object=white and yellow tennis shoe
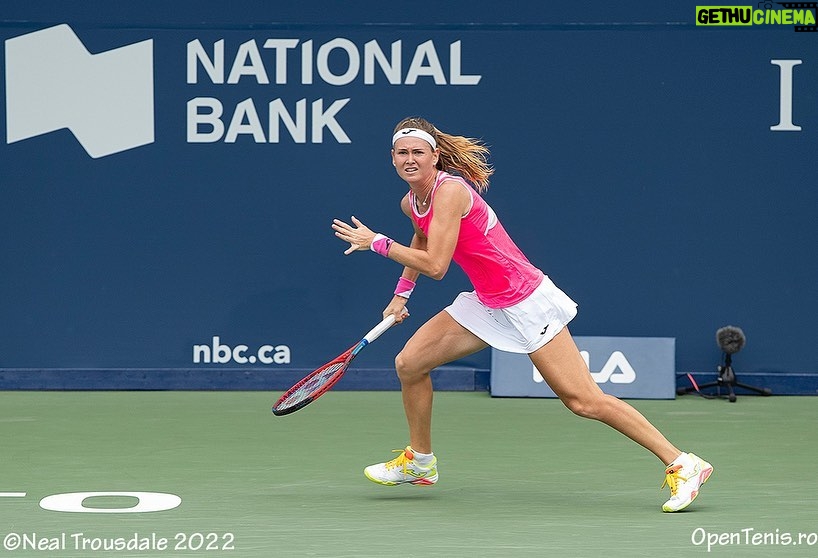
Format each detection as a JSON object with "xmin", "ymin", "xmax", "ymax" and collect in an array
[
  {"xmin": 364, "ymin": 446, "xmax": 438, "ymax": 486},
  {"xmin": 661, "ymin": 452, "xmax": 714, "ymax": 512}
]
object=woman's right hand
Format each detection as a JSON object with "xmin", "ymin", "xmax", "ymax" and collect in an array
[{"xmin": 384, "ymin": 296, "xmax": 410, "ymax": 323}]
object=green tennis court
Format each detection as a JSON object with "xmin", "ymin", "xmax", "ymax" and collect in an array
[{"xmin": 2, "ymin": 391, "xmax": 816, "ymax": 557}]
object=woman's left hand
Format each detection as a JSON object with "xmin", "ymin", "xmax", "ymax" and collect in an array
[{"xmin": 332, "ymin": 216, "xmax": 376, "ymax": 255}]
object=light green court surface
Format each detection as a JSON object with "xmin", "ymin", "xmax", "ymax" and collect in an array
[{"xmin": 1, "ymin": 391, "xmax": 816, "ymax": 557}]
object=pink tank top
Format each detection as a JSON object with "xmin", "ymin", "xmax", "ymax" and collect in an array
[{"xmin": 410, "ymin": 172, "xmax": 544, "ymax": 308}]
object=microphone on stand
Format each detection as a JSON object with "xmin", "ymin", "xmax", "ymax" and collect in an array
[
  {"xmin": 678, "ymin": 325, "xmax": 771, "ymax": 401},
  {"xmin": 716, "ymin": 325, "xmax": 745, "ymax": 355}
]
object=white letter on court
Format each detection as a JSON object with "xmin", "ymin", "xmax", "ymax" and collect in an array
[{"xmin": 40, "ymin": 492, "xmax": 181, "ymax": 513}]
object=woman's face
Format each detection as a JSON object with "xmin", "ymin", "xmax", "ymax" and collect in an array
[{"xmin": 391, "ymin": 137, "xmax": 439, "ymax": 185}]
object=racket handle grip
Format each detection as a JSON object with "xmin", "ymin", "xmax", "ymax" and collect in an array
[{"xmin": 363, "ymin": 313, "xmax": 398, "ymax": 343}]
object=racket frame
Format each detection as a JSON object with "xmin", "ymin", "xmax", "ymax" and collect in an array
[{"xmin": 271, "ymin": 314, "xmax": 397, "ymax": 416}]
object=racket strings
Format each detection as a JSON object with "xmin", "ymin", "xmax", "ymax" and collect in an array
[{"xmin": 277, "ymin": 362, "xmax": 345, "ymax": 408}]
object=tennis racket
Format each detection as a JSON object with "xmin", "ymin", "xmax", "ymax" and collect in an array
[{"xmin": 272, "ymin": 314, "xmax": 398, "ymax": 416}]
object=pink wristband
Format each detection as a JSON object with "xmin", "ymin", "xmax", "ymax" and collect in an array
[
  {"xmin": 370, "ymin": 233, "xmax": 394, "ymax": 257},
  {"xmin": 394, "ymin": 277, "xmax": 416, "ymax": 299}
]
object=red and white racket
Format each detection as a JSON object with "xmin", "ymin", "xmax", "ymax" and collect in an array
[{"xmin": 272, "ymin": 314, "xmax": 397, "ymax": 416}]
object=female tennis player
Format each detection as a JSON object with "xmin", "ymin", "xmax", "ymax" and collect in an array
[{"xmin": 332, "ymin": 116, "xmax": 712, "ymax": 512}]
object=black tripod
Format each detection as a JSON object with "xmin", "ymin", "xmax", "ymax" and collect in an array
[{"xmin": 679, "ymin": 352, "xmax": 772, "ymax": 402}]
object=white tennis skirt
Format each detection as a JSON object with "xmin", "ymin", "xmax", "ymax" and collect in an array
[{"xmin": 444, "ymin": 276, "xmax": 578, "ymax": 354}]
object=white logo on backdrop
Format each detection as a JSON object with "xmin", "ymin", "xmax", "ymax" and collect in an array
[
  {"xmin": 533, "ymin": 350, "xmax": 637, "ymax": 384},
  {"xmin": 5, "ymin": 24, "xmax": 154, "ymax": 158}
]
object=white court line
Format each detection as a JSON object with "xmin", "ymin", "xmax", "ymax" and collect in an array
[{"xmin": 0, "ymin": 493, "xmax": 27, "ymax": 497}]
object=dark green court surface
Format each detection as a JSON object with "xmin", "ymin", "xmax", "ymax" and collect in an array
[{"xmin": 1, "ymin": 391, "xmax": 816, "ymax": 557}]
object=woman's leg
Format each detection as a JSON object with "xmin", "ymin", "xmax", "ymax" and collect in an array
[
  {"xmin": 394, "ymin": 310, "xmax": 488, "ymax": 453},
  {"xmin": 529, "ymin": 327, "xmax": 681, "ymax": 465}
]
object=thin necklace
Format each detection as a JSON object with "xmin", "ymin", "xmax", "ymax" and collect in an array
[
  {"xmin": 420, "ymin": 188, "xmax": 431, "ymax": 206},
  {"xmin": 416, "ymin": 174, "xmax": 436, "ymax": 208}
]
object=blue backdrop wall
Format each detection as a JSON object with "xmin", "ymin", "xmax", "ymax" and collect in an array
[{"xmin": 2, "ymin": 2, "xmax": 816, "ymax": 391}]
